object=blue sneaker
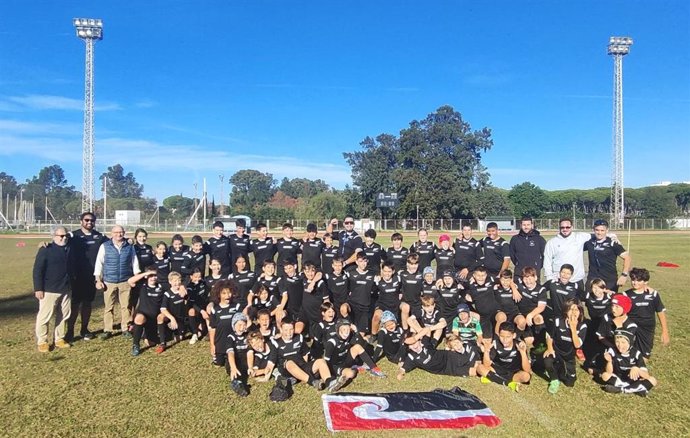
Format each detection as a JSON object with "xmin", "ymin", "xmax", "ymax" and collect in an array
[{"xmin": 131, "ymin": 344, "xmax": 141, "ymax": 357}]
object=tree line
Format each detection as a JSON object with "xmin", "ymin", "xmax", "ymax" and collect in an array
[{"xmin": 2, "ymin": 106, "xmax": 688, "ymax": 223}]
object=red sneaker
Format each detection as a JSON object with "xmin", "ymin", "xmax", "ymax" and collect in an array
[{"xmin": 156, "ymin": 344, "xmax": 165, "ymax": 354}]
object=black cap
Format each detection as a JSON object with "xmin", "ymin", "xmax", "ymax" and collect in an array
[
  {"xmin": 593, "ymin": 219, "xmax": 609, "ymax": 228},
  {"xmin": 306, "ymin": 223, "xmax": 317, "ymax": 233}
]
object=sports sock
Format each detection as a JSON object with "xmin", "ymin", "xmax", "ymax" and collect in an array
[
  {"xmin": 486, "ymin": 371, "xmax": 508, "ymax": 386},
  {"xmin": 133, "ymin": 323, "xmax": 144, "ymax": 346},
  {"xmin": 157, "ymin": 323, "xmax": 167, "ymax": 346},
  {"xmin": 359, "ymin": 351, "xmax": 377, "ymax": 369},
  {"xmin": 189, "ymin": 314, "xmax": 199, "ymax": 335}
]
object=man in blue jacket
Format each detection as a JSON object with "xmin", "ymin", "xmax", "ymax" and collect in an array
[
  {"xmin": 33, "ymin": 226, "xmax": 76, "ymax": 352},
  {"xmin": 94, "ymin": 225, "xmax": 140, "ymax": 339}
]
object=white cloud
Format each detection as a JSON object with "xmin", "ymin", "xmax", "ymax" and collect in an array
[
  {"xmin": 0, "ymin": 119, "xmax": 81, "ymax": 135},
  {"xmin": 3, "ymin": 94, "xmax": 121, "ymax": 111}
]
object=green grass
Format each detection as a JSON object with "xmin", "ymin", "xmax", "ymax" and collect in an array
[{"xmin": 1, "ymin": 232, "xmax": 689, "ymax": 437}]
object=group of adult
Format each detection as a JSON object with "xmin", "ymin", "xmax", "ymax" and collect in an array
[{"xmin": 32, "ymin": 213, "xmax": 630, "ymax": 351}]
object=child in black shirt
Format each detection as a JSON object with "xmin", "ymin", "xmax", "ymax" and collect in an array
[
  {"xmin": 601, "ymin": 329, "xmax": 657, "ymax": 396},
  {"xmin": 477, "ymin": 322, "xmax": 531, "ymax": 392},
  {"xmin": 543, "ymin": 299, "xmax": 588, "ymax": 394}
]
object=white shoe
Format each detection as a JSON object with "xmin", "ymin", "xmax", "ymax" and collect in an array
[{"xmin": 189, "ymin": 334, "xmax": 199, "ymax": 345}]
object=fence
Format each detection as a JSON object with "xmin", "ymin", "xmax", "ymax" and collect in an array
[{"xmin": 5, "ymin": 217, "xmax": 690, "ymax": 235}]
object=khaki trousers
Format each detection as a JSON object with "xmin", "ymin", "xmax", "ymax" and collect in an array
[
  {"xmin": 35, "ymin": 292, "xmax": 71, "ymax": 344},
  {"xmin": 103, "ymin": 281, "xmax": 132, "ymax": 333}
]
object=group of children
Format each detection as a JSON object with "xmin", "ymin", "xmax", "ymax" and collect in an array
[{"xmin": 123, "ymin": 226, "xmax": 670, "ymax": 399}]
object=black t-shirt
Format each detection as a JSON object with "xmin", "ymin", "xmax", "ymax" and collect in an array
[
  {"xmin": 152, "ymin": 255, "xmax": 171, "ymax": 287},
  {"xmin": 494, "ymin": 285, "xmax": 520, "ymax": 316},
  {"xmin": 332, "ymin": 230, "xmax": 364, "ymax": 264},
  {"xmin": 228, "ymin": 270, "xmax": 256, "ymax": 306},
  {"xmin": 229, "ymin": 233, "xmax": 252, "ymax": 271},
  {"xmin": 596, "ymin": 313, "xmax": 638, "ymax": 342},
  {"xmin": 516, "ymin": 282, "xmax": 548, "ymax": 315},
  {"xmin": 252, "ymin": 276, "xmax": 281, "ymax": 300},
  {"xmin": 480, "ymin": 237, "xmax": 510, "ymax": 274},
  {"xmin": 279, "ymin": 273, "xmax": 304, "ymax": 312},
  {"xmin": 252, "ymin": 342, "xmax": 277, "ymax": 370},
  {"xmin": 302, "ymin": 278, "xmax": 329, "ymax": 322},
  {"xmin": 399, "ymin": 270, "xmax": 424, "ymax": 307},
  {"xmin": 321, "ymin": 246, "xmax": 339, "ymax": 274},
  {"xmin": 134, "ymin": 244, "xmax": 154, "ymax": 270},
  {"xmin": 545, "ymin": 280, "xmax": 583, "ymax": 316},
  {"xmin": 187, "ymin": 279, "xmax": 210, "ymax": 309},
  {"xmin": 69, "ymin": 229, "xmax": 107, "ymax": 277},
  {"xmin": 271, "ymin": 334, "xmax": 309, "ymax": 365},
  {"xmin": 466, "ymin": 279, "xmax": 498, "ymax": 316},
  {"xmin": 325, "ymin": 271, "xmax": 349, "ymax": 305},
  {"xmin": 375, "ymin": 277, "xmax": 401, "ymax": 310},
  {"xmin": 375, "ymin": 326, "xmax": 406, "ymax": 361},
  {"xmin": 362, "ymin": 242, "xmax": 385, "ymax": 275},
  {"xmin": 313, "ymin": 319, "xmax": 338, "ymax": 348},
  {"xmin": 180, "ymin": 250, "xmax": 206, "ymax": 277},
  {"xmin": 625, "ymin": 289, "xmax": 665, "ymax": 330},
  {"xmin": 204, "ymin": 236, "xmax": 231, "ymax": 273},
  {"xmin": 301, "ymin": 238, "xmax": 324, "ymax": 269},
  {"xmin": 607, "ymin": 346, "xmax": 647, "ymax": 377},
  {"xmin": 347, "ymin": 270, "xmax": 376, "ymax": 308},
  {"xmin": 137, "ymin": 283, "xmax": 165, "ymax": 316},
  {"xmin": 410, "ymin": 241, "xmax": 436, "ymax": 269},
  {"xmin": 226, "ymin": 331, "xmax": 249, "ymax": 357},
  {"xmin": 437, "ymin": 283, "xmax": 464, "ymax": 317},
  {"xmin": 421, "ymin": 281, "xmax": 439, "ymax": 301},
  {"xmin": 584, "ymin": 237, "xmax": 626, "ymax": 287},
  {"xmin": 489, "ymin": 338, "xmax": 522, "ymax": 372},
  {"xmin": 453, "ymin": 238, "xmax": 481, "ymax": 270},
  {"xmin": 548, "ymin": 317, "xmax": 587, "ymax": 359},
  {"xmin": 411, "ymin": 306, "xmax": 443, "ymax": 327},
  {"xmin": 250, "ymin": 237, "xmax": 276, "ymax": 273},
  {"xmin": 168, "ymin": 245, "xmax": 190, "ymax": 275},
  {"xmin": 276, "ymin": 238, "xmax": 301, "ymax": 270},
  {"xmin": 324, "ymin": 333, "xmax": 359, "ymax": 365},
  {"xmin": 584, "ymin": 292, "xmax": 611, "ymax": 320},
  {"xmin": 434, "ymin": 248, "xmax": 455, "ymax": 277},
  {"xmin": 161, "ymin": 289, "xmax": 187, "ymax": 320},
  {"xmin": 386, "ymin": 246, "xmax": 409, "ymax": 272},
  {"xmin": 209, "ymin": 302, "xmax": 242, "ymax": 336}
]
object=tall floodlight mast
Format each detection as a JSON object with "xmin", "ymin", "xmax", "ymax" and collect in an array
[
  {"xmin": 73, "ymin": 18, "xmax": 103, "ymax": 212},
  {"xmin": 607, "ymin": 36, "xmax": 633, "ymax": 228}
]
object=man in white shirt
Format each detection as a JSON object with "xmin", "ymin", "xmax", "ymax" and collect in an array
[{"xmin": 542, "ymin": 218, "xmax": 591, "ymax": 285}]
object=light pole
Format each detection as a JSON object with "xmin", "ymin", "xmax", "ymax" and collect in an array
[
  {"xmin": 219, "ymin": 174, "xmax": 225, "ymax": 216},
  {"xmin": 73, "ymin": 18, "xmax": 103, "ymax": 213},
  {"xmin": 608, "ymin": 36, "xmax": 633, "ymax": 228}
]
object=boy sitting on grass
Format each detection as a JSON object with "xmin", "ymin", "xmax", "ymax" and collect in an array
[
  {"xmin": 601, "ymin": 329, "xmax": 657, "ymax": 396},
  {"xmin": 477, "ymin": 322, "xmax": 531, "ymax": 392}
]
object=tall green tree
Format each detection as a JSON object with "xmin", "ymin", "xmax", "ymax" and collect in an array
[
  {"xmin": 24, "ymin": 165, "xmax": 78, "ymax": 218},
  {"xmin": 229, "ymin": 169, "xmax": 275, "ymax": 210},
  {"xmin": 100, "ymin": 164, "xmax": 144, "ymax": 199},
  {"xmin": 344, "ymin": 106, "xmax": 493, "ymax": 219},
  {"xmin": 162, "ymin": 195, "xmax": 195, "ymax": 220},
  {"xmin": 508, "ymin": 182, "xmax": 550, "ymax": 218},
  {"xmin": 279, "ymin": 178, "xmax": 330, "ymax": 199},
  {"xmin": 0, "ymin": 171, "xmax": 20, "ymax": 199}
]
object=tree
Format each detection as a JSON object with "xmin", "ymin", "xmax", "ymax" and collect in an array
[
  {"xmin": 229, "ymin": 169, "xmax": 275, "ymax": 210},
  {"xmin": 0, "ymin": 171, "xmax": 20, "ymax": 199},
  {"xmin": 162, "ymin": 195, "xmax": 195, "ymax": 220},
  {"xmin": 471, "ymin": 186, "xmax": 512, "ymax": 218},
  {"xmin": 279, "ymin": 178, "xmax": 330, "ymax": 199},
  {"xmin": 296, "ymin": 191, "xmax": 347, "ymax": 221},
  {"xmin": 508, "ymin": 182, "xmax": 550, "ymax": 218},
  {"xmin": 100, "ymin": 164, "xmax": 144, "ymax": 199},
  {"xmin": 23, "ymin": 165, "xmax": 78, "ymax": 219},
  {"xmin": 344, "ymin": 106, "xmax": 493, "ymax": 219}
]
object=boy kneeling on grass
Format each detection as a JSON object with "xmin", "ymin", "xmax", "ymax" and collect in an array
[
  {"xmin": 477, "ymin": 322, "xmax": 531, "ymax": 392},
  {"xmin": 128, "ymin": 266, "xmax": 164, "ymax": 356},
  {"xmin": 601, "ymin": 329, "xmax": 657, "ymax": 396}
]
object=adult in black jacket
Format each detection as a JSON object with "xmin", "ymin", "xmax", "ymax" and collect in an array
[
  {"xmin": 509, "ymin": 217, "xmax": 546, "ymax": 282},
  {"xmin": 33, "ymin": 226, "xmax": 76, "ymax": 352}
]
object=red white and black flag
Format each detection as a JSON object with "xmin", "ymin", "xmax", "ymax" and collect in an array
[{"xmin": 322, "ymin": 387, "xmax": 500, "ymax": 432}]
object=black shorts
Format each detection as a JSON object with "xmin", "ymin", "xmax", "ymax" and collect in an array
[
  {"xmin": 635, "ymin": 325, "xmax": 655, "ymax": 358},
  {"xmin": 71, "ymin": 277, "xmax": 97, "ymax": 304},
  {"xmin": 375, "ymin": 301, "xmax": 399, "ymax": 314},
  {"xmin": 348, "ymin": 304, "xmax": 371, "ymax": 334},
  {"xmin": 441, "ymin": 361, "xmax": 472, "ymax": 377},
  {"xmin": 493, "ymin": 364, "xmax": 520, "ymax": 381},
  {"xmin": 328, "ymin": 356, "xmax": 356, "ymax": 376},
  {"xmin": 478, "ymin": 313, "xmax": 495, "ymax": 336},
  {"xmin": 280, "ymin": 358, "xmax": 315, "ymax": 377}
]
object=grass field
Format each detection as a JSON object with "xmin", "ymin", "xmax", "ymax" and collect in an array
[{"xmin": 1, "ymin": 231, "xmax": 689, "ymax": 437}]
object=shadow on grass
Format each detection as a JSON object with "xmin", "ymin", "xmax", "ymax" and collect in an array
[{"xmin": 0, "ymin": 294, "xmax": 38, "ymax": 319}]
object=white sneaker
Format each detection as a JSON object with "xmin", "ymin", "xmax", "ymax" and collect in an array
[{"xmin": 189, "ymin": 334, "xmax": 199, "ymax": 345}]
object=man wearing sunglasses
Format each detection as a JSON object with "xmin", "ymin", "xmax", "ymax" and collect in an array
[
  {"xmin": 66, "ymin": 212, "xmax": 107, "ymax": 341},
  {"xmin": 326, "ymin": 215, "xmax": 363, "ymax": 270},
  {"xmin": 543, "ymin": 218, "xmax": 593, "ymax": 287},
  {"xmin": 33, "ymin": 226, "xmax": 76, "ymax": 352}
]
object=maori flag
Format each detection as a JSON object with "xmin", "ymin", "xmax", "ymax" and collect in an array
[{"xmin": 322, "ymin": 387, "xmax": 500, "ymax": 432}]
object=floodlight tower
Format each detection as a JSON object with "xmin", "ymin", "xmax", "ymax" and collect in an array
[
  {"xmin": 607, "ymin": 36, "xmax": 633, "ymax": 227},
  {"xmin": 73, "ymin": 18, "xmax": 103, "ymax": 212}
]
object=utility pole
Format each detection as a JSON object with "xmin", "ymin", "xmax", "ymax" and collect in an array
[
  {"xmin": 219, "ymin": 174, "xmax": 225, "ymax": 216},
  {"xmin": 74, "ymin": 18, "xmax": 103, "ymax": 212},
  {"xmin": 608, "ymin": 36, "xmax": 633, "ymax": 228}
]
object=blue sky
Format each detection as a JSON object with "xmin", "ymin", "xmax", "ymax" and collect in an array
[{"xmin": 1, "ymin": 1, "xmax": 689, "ymax": 203}]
